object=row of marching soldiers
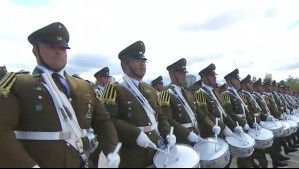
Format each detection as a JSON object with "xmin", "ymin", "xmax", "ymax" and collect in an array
[{"xmin": 149, "ymin": 62, "xmax": 299, "ymax": 168}]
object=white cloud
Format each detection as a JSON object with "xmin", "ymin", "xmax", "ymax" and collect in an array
[{"xmin": 1, "ymin": 0, "xmax": 299, "ymax": 84}]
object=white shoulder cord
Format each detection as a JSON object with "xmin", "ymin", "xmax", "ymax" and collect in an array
[
  {"xmin": 122, "ymin": 74, "xmax": 157, "ymax": 126},
  {"xmin": 169, "ymin": 84, "xmax": 197, "ymax": 127},
  {"xmin": 39, "ymin": 68, "xmax": 88, "ymax": 167}
]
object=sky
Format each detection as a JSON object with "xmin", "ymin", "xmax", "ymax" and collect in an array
[{"xmin": 1, "ymin": 0, "xmax": 299, "ymax": 85}]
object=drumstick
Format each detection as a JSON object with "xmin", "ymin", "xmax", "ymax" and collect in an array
[
  {"xmin": 215, "ymin": 118, "xmax": 219, "ymax": 152},
  {"xmin": 151, "ymin": 146, "xmax": 178, "ymax": 159},
  {"xmin": 236, "ymin": 121, "xmax": 247, "ymax": 146},
  {"xmin": 113, "ymin": 143, "xmax": 122, "ymax": 155},
  {"xmin": 164, "ymin": 126, "xmax": 174, "ymax": 167},
  {"xmin": 254, "ymin": 117, "xmax": 258, "ymax": 137}
]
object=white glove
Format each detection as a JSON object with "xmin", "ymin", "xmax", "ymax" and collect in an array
[
  {"xmin": 223, "ymin": 127, "xmax": 233, "ymax": 137},
  {"xmin": 187, "ymin": 132, "xmax": 204, "ymax": 143},
  {"xmin": 286, "ymin": 109, "xmax": 291, "ymax": 114},
  {"xmin": 212, "ymin": 126, "xmax": 221, "ymax": 135},
  {"xmin": 259, "ymin": 121, "xmax": 265, "ymax": 126},
  {"xmin": 107, "ymin": 153, "xmax": 120, "ymax": 168},
  {"xmin": 32, "ymin": 165, "xmax": 40, "ymax": 168},
  {"xmin": 243, "ymin": 123, "xmax": 250, "ymax": 131},
  {"xmin": 166, "ymin": 134, "xmax": 176, "ymax": 147},
  {"xmin": 136, "ymin": 132, "xmax": 157, "ymax": 149},
  {"xmin": 279, "ymin": 114, "xmax": 285, "ymax": 120},
  {"xmin": 253, "ymin": 122, "xmax": 262, "ymax": 130},
  {"xmin": 234, "ymin": 126, "xmax": 244, "ymax": 133},
  {"xmin": 266, "ymin": 115, "xmax": 275, "ymax": 121}
]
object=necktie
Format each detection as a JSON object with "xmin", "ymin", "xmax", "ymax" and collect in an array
[
  {"xmin": 138, "ymin": 82, "xmax": 144, "ymax": 94},
  {"xmin": 52, "ymin": 73, "xmax": 69, "ymax": 95}
]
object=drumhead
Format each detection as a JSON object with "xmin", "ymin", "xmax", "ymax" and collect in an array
[
  {"xmin": 194, "ymin": 137, "xmax": 229, "ymax": 161},
  {"xmin": 225, "ymin": 132, "xmax": 255, "ymax": 148},
  {"xmin": 153, "ymin": 144, "xmax": 200, "ymax": 168},
  {"xmin": 248, "ymin": 128, "xmax": 274, "ymax": 141}
]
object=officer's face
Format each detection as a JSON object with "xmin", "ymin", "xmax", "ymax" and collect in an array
[
  {"xmin": 124, "ymin": 58, "xmax": 146, "ymax": 80},
  {"xmin": 207, "ymin": 75, "xmax": 217, "ymax": 87},
  {"xmin": 231, "ymin": 78, "xmax": 241, "ymax": 89},
  {"xmin": 36, "ymin": 43, "xmax": 67, "ymax": 71}
]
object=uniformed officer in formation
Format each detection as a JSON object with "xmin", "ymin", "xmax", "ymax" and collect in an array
[
  {"xmin": 195, "ymin": 63, "xmax": 235, "ymax": 139},
  {"xmin": 159, "ymin": 58, "xmax": 211, "ymax": 145},
  {"xmin": 221, "ymin": 68, "xmax": 253, "ymax": 168},
  {"xmin": 0, "ymin": 65, "xmax": 7, "ymax": 80},
  {"xmin": 239, "ymin": 74, "xmax": 271, "ymax": 168},
  {"xmin": 94, "ymin": 67, "xmax": 111, "ymax": 96},
  {"xmin": 102, "ymin": 40, "xmax": 176, "ymax": 168},
  {"xmin": 151, "ymin": 75, "xmax": 164, "ymax": 95},
  {"xmin": 0, "ymin": 22, "xmax": 120, "ymax": 168}
]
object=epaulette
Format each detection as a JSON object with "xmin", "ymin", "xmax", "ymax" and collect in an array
[
  {"xmin": 159, "ymin": 90, "xmax": 170, "ymax": 106},
  {"xmin": 102, "ymin": 84, "xmax": 116, "ymax": 105},
  {"xmin": 0, "ymin": 72, "xmax": 17, "ymax": 98},
  {"xmin": 240, "ymin": 92, "xmax": 248, "ymax": 105},
  {"xmin": 194, "ymin": 91, "xmax": 207, "ymax": 105},
  {"xmin": 220, "ymin": 91, "xmax": 231, "ymax": 104}
]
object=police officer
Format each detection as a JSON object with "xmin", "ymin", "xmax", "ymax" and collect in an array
[
  {"xmin": 195, "ymin": 63, "xmax": 236, "ymax": 138},
  {"xmin": 0, "ymin": 22, "xmax": 120, "ymax": 168},
  {"xmin": 151, "ymin": 75, "xmax": 164, "ymax": 94},
  {"xmin": 240, "ymin": 74, "xmax": 270, "ymax": 168},
  {"xmin": 221, "ymin": 69, "xmax": 253, "ymax": 168},
  {"xmin": 159, "ymin": 58, "xmax": 209, "ymax": 145},
  {"xmin": 102, "ymin": 40, "xmax": 175, "ymax": 168},
  {"xmin": 0, "ymin": 65, "xmax": 7, "ymax": 80},
  {"xmin": 94, "ymin": 67, "xmax": 111, "ymax": 96}
]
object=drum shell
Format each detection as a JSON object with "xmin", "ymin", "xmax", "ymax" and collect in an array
[
  {"xmin": 193, "ymin": 137, "xmax": 230, "ymax": 168},
  {"xmin": 153, "ymin": 144, "xmax": 200, "ymax": 168},
  {"xmin": 261, "ymin": 121, "xmax": 283, "ymax": 137},
  {"xmin": 225, "ymin": 132, "xmax": 255, "ymax": 158},
  {"xmin": 248, "ymin": 128, "xmax": 274, "ymax": 149},
  {"xmin": 279, "ymin": 121, "xmax": 292, "ymax": 137}
]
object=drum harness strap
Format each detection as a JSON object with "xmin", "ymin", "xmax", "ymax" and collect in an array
[
  {"xmin": 168, "ymin": 84, "xmax": 197, "ymax": 129},
  {"xmin": 242, "ymin": 90, "xmax": 262, "ymax": 115},
  {"xmin": 14, "ymin": 67, "xmax": 90, "ymax": 168},
  {"xmin": 121, "ymin": 74, "xmax": 158, "ymax": 133},
  {"xmin": 200, "ymin": 85, "xmax": 227, "ymax": 119}
]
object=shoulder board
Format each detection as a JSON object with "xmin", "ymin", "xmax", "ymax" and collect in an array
[
  {"xmin": 0, "ymin": 72, "xmax": 17, "ymax": 98},
  {"xmin": 103, "ymin": 84, "xmax": 117, "ymax": 105},
  {"xmin": 194, "ymin": 91, "xmax": 207, "ymax": 105},
  {"xmin": 220, "ymin": 91, "xmax": 231, "ymax": 103},
  {"xmin": 159, "ymin": 90, "xmax": 170, "ymax": 106}
]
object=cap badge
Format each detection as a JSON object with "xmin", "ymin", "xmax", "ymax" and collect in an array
[
  {"xmin": 139, "ymin": 51, "xmax": 143, "ymax": 54},
  {"xmin": 57, "ymin": 36, "xmax": 62, "ymax": 41},
  {"xmin": 58, "ymin": 25, "xmax": 62, "ymax": 29}
]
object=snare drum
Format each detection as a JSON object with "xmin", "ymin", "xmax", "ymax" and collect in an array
[
  {"xmin": 282, "ymin": 120, "xmax": 297, "ymax": 134},
  {"xmin": 248, "ymin": 128, "xmax": 274, "ymax": 149},
  {"xmin": 225, "ymin": 132, "xmax": 255, "ymax": 158},
  {"xmin": 193, "ymin": 137, "xmax": 230, "ymax": 168},
  {"xmin": 153, "ymin": 144, "xmax": 200, "ymax": 168},
  {"xmin": 261, "ymin": 121, "xmax": 283, "ymax": 137},
  {"xmin": 280, "ymin": 121, "xmax": 292, "ymax": 137}
]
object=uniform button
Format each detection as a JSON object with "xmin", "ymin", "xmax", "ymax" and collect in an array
[
  {"xmin": 67, "ymin": 143, "xmax": 70, "ymax": 146},
  {"xmin": 38, "ymin": 96, "xmax": 42, "ymax": 99},
  {"xmin": 69, "ymin": 98, "xmax": 72, "ymax": 102},
  {"xmin": 149, "ymin": 132, "xmax": 151, "ymax": 135},
  {"xmin": 128, "ymin": 107, "xmax": 131, "ymax": 110}
]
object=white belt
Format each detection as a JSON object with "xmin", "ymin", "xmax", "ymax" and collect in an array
[
  {"xmin": 138, "ymin": 123, "xmax": 158, "ymax": 133},
  {"xmin": 181, "ymin": 123, "xmax": 194, "ymax": 128},
  {"xmin": 14, "ymin": 130, "xmax": 88, "ymax": 140},
  {"xmin": 236, "ymin": 114, "xmax": 246, "ymax": 118}
]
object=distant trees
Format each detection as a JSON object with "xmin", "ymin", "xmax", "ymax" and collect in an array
[{"xmin": 262, "ymin": 73, "xmax": 299, "ymax": 91}]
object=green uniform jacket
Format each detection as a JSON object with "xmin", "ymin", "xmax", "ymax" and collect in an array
[
  {"xmin": 220, "ymin": 89, "xmax": 247, "ymax": 128},
  {"xmin": 0, "ymin": 68, "xmax": 118, "ymax": 168},
  {"xmin": 262, "ymin": 93, "xmax": 282, "ymax": 119},
  {"xmin": 239, "ymin": 90, "xmax": 263, "ymax": 127},
  {"xmin": 194, "ymin": 87, "xmax": 236, "ymax": 138},
  {"xmin": 251, "ymin": 92, "xmax": 269, "ymax": 121},
  {"xmin": 102, "ymin": 82, "xmax": 170, "ymax": 168},
  {"xmin": 159, "ymin": 85, "xmax": 212, "ymax": 144}
]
